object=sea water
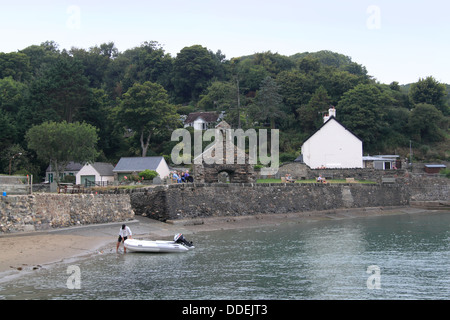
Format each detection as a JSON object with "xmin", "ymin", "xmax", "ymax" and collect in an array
[{"xmin": 1, "ymin": 211, "xmax": 449, "ymax": 300}]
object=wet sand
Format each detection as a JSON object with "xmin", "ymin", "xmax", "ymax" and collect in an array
[{"xmin": 0, "ymin": 206, "xmax": 446, "ymax": 277}]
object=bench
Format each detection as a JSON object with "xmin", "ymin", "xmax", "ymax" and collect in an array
[
  {"xmin": 346, "ymin": 178, "xmax": 356, "ymax": 183},
  {"xmin": 58, "ymin": 183, "xmax": 84, "ymax": 194},
  {"xmin": 381, "ymin": 177, "xmax": 396, "ymax": 184}
]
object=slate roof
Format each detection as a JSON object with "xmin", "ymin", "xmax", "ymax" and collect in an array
[
  {"xmin": 363, "ymin": 155, "xmax": 399, "ymax": 161},
  {"xmin": 424, "ymin": 164, "xmax": 446, "ymax": 168},
  {"xmin": 46, "ymin": 161, "xmax": 83, "ymax": 172},
  {"xmin": 91, "ymin": 162, "xmax": 115, "ymax": 176},
  {"xmin": 113, "ymin": 157, "xmax": 165, "ymax": 172}
]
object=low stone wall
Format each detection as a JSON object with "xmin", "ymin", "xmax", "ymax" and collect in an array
[
  {"xmin": 130, "ymin": 183, "xmax": 412, "ymax": 222},
  {"xmin": 408, "ymin": 176, "xmax": 450, "ymax": 201},
  {"xmin": 2, "ymin": 176, "xmax": 447, "ymax": 233},
  {"xmin": 0, "ymin": 193, "xmax": 134, "ymax": 233},
  {"xmin": 271, "ymin": 162, "xmax": 407, "ymax": 181}
]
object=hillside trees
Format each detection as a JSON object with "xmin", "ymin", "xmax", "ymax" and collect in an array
[
  {"xmin": 28, "ymin": 53, "xmax": 90, "ymax": 123},
  {"xmin": 0, "ymin": 40, "xmax": 449, "ymax": 177},
  {"xmin": 408, "ymin": 104, "xmax": 448, "ymax": 143},
  {"xmin": 297, "ymin": 86, "xmax": 332, "ymax": 133},
  {"xmin": 409, "ymin": 76, "xmax": 449, "ymax": 115},
  {"xmin": 337, "ymin": 84, "xmax": 395, "ymax": 152},
  {"xmin": 248, "ymin": 76, "xmax": 285, "ymax": 129},
  {"xmin": 172, "ymin": 45, "xmax": 228, "ymax": 103}
]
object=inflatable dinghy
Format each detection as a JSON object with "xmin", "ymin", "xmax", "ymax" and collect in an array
[{"xmin": 124, "ymin": 234, "xmax": 194, "ymax": 253}]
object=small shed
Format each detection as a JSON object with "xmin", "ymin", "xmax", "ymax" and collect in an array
[
  {"xmin": 76, "ymin": 162, "xmax": 115, "ymax": 186},
  {"xmin": 363, "ymin": 155, "xmax": 401, "ymax": 170},
  {"xmin": 424, "ymin": 164, "xmax": 446, "ymax": 174}
]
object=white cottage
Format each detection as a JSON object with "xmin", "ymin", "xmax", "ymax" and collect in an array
[
  {"xmin": 301, "ymin": 107, "xmax": 363, "ymax": 169},
  {"xmin": 113, "ymin": 156, "xmax": 170, "ymax": 181},
  {"xmin": 76, "ymin": 162, "xmax": 115, "ymax": 186},
  {"xmin": 184, "ymin": 112, "xmax": 222, "ymax": 130}
]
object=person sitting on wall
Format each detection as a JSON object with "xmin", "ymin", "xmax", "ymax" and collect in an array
[
  {"xmin": 317, "ymin": 175, "xmax": 326, "ymax": 183},
  {"xmin": 181, "ymin": 171, "xmax": 186, "ymax": 182},
  {"xmin": 286, "ymin": 174, "xmax": 295, "ymax": 183}
]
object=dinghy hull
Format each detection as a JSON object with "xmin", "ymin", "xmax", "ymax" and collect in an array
[{"xmin": 124, "ymin": 239, "xmax": 190, "ymax": 253}]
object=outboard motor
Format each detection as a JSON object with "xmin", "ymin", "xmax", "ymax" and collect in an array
[{"xmin": 174, "ymin": 233, "xmax": 194, "ymax": 247}]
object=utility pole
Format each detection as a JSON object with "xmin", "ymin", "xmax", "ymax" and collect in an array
[
  {"xmin": 409, "ymin": 140, "xmax": 413, "ymax": 166},
  {"xmin": 236, "ymin": 76, "xmax": 241, "ymax": 129},
  {"xmin": 9, "ymin": 152, "xmax": 22, "ymax": 175}
]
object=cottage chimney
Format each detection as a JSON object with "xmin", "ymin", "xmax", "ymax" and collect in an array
[
  {"xmin": 324, "ymin": 106, "xmax": 336, "ymax": 123},
  {"xmin": 329, "ymin": 106, "xmax": 336, "ymax": 118}
]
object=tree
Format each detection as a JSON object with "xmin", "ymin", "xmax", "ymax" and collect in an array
[
  {"xmin": 297, "ymin": 86, "xmax": 331, "ymax": 134},
  {"xmin": 0, "ymin": 77, "xmax": 28, "ymax": 143},
  {"xmin": 172, "ymin": 45, "xmax": 218, "ymax": 102},
  {"xmin": 70, "ymin": 42, "xmax": 118, "ymax": 88},
  {"xmin": 276, "ymin": 70, "xmax": 312, "ymax": 116},
  {"xmin": 0, "ymin": 112, "xmax": 17, "ymax": 160},
  {"xmin": 197, "ymin": 81, "xmax": 236, "ymax": 111},
  {"xmin": 26, "ymin": 121, "xmax": 99, "ymax": 182},
  {"xmin": 0, "ymin": 52, "xmax": 31, "ymax": 82},
  {"xmin": 337, "ymin": 84, "xmax": 394, "ymax": 151},
  {"xmin": 249, "ymin": 76, "xmax": 285, "ymax": 128},
  {"xmin": 119, "ymin": 41, "xmax": 173, "ymax": 93},
  {"xmin": 20, "ymin": 42, "xmax": 60, "ymax": 77},
  {"xmin": 117, "ymin": 81, "xmax": 179, "ymax": 157},
  {"xmin": 29, "ymin": 53, "xmax": 90, "ymax": 123},
  {"xmin": 409, "ymin": 76, "xmax": 448, "ymax": 114},
  {"xmin": 408, "ymin": 103, "xmax": 448, "ymax": 143}
]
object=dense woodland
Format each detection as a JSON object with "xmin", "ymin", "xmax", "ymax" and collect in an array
[{"xmin": 1, "ymin": 40, "xmax": 449, "ymax": 180}]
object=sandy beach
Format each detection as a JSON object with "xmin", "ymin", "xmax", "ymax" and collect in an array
[{"xmin": 0, "ymin": 206, "xmax": 446, "ymax": 278}]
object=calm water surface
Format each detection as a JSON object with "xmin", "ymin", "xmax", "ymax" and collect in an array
[{"xmin": 1, "ymin": 211, "xmax": 449, "ymax": 300}]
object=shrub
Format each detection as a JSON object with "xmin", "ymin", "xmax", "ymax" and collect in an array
[
  {"xmin": 279, "ymin": 152, "xmax": 297, "ymax": 163},
  {"xmin": 440, "ymin": 168, "xmax": 450, "ymax": 178},
  {"xmin": 139, "ymin": 169, "xmax": 158, "ymax": 180}
]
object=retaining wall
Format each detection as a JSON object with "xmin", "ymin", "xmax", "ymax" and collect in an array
[
  {"xmin": 1, "ymin": 176, "xmax": 448, "ymax": 233},
  {"xmin": 130, "ymin": 183, "xmax": 413, "ymax": 221},
  {"xmin": 0, "ymin": 193, "xmax": 134, "ymax": 233}
]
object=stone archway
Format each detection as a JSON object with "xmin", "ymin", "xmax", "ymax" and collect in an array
[
  {"xmin": 217, "ymin": 170, "xmax": 232, "ymax": 183},
  {"xmin": 193, "ymin": 162, "xmax": 255, "ymax": 183},
  {"xmin": 191, "ymin": 121, "xmax": 257, "ymax": 184}
]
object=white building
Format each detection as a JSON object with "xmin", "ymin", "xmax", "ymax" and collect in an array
[
  {"xmin": 363, "ymin": 155, "xmax": 400, "ymax": 170},
  {"xmin": 184, "ymin": 112, "xmax": 223, "ymax": 130},
  {"xmin": 113, "ymin": 156, "xmax": 170, "ymax": 181},
  {"xmin": 301, "ymin": 107, "xmax": 363, "ymax": 169},
  {"xmin": 76, "ymin": 162, "xmax": 115, "ymax": 186}
]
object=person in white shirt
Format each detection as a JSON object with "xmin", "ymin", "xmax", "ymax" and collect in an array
[{"xmin": 116, "ymin": 224, "xmax": 132, "ymax": 253}]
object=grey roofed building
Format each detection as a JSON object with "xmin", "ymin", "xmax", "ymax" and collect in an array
[
  {"xmin": 113, "ymin": 156, "xmax": 170, "ymax": 180},
  {"xmin": 75, "ymin": 162, "xmax": 115, "ymax": 186},
  {"xmin": 45, "ymin": 161, "xmax": 84, "ymax": 183},
  {"xmin": 113, "ymin": 157, "xmax": 164, "ymax": 172},
  {"xmin": 91, "ymin": 162, "xmax": 114, "ymax": 176},
  {"xmin": 46, "ymin": 161, "xmax": 83, "ymax": 173}
]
